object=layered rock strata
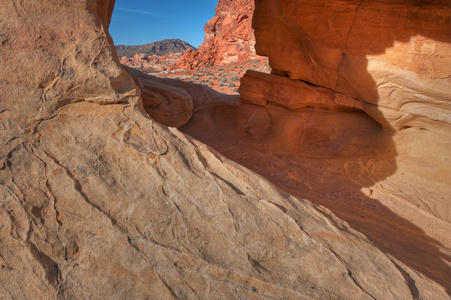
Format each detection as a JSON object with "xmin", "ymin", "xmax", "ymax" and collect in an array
[
  {"xmin": 169, "ymin": 0, "xmax": 257, "ymax": 70},
  {"xmin": 243, "ymin": 0, "xmax": 451, "ymax": 223}
]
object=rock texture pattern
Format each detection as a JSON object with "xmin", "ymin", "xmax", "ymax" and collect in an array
[
  {"xmin": 245, "ymin": 0, "xmax": 451, "ymax": 223},
  {"xmin": 169, "ymin": 0, "xmax": 257, "ymax": 70},
  {"xmin": 0, "ymin": 1, "xmax": 450, "ymax": 300},
  {"xmin": 180, "ymin": 0, "xmax": 451, "ymax": 295}
]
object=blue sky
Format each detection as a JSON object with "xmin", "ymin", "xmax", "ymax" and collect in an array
[{"xmin": 110, "ymin": 0, "xmax": 218, "ymax": 47}]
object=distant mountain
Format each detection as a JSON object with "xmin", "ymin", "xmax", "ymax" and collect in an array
[{"xmin": 115, "ymin": 39, "xmax": 197, "ymax": 57}]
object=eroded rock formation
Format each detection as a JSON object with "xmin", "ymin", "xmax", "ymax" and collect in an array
[
  {"xmin": 242, "ymin": 0, "xmax": 451, "ymax": 223},
  {"xmin": 180, "ymin": 0, "xmax": 451, "ymax": 294},
  {"xmin": 169, "ymin": 0, "xmax": 257, "ymax": 70},
  {"xmin": 1, "ymin": 0, "xmax": 450, "ymax": 299},
  {"xmin": 120, "ymin": 53, "xmax": 183, "ymax": 73}
]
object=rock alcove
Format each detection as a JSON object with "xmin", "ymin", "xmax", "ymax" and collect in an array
[
  {"xmin": 0, "ymin": 0, "xmax": 450, "ymax": 298},
  {"xmin": 129, "ymin": 0, "xmax": 451, "ymax": 293}
]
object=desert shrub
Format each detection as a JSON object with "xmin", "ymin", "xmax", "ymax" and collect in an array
[
  {"xmin": 232, "ymin": 88, "xmax": 238, "ymax": 92},
  {"xmin": 230, "ymin": 74, "xmax": 240, "ymax": 82},
  {"xmin": 219, "ymin": 77, "xmax": 227, "ymax": 82},
  {"xmin": 207, "ymin": 81, "xmax": 214, "ymax": 85},
  {"xmin": 219, "ymin": 82, "xmax": 226, "ymax": 87},
  {"xmin": 227, "ymin": 82, "xmax": 235, "ymax": 87}
]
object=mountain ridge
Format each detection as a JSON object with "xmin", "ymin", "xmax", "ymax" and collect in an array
[{"xmin": 115, "ymin": 38, "xmax": 197, "ymax": 57}]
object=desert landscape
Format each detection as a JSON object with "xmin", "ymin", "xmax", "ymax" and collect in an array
[{"xmin": 0, "ymin": 0, "xmax": 450, "ymax": 299}]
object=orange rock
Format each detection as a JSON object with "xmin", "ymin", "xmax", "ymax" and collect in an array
[
  {"xmin": 246, "ymin": 0, "xmax": 451, "ymax": 224},
  {"xmin": 169, "ymin": 0, "xmax": 258, "ymax": 70}
]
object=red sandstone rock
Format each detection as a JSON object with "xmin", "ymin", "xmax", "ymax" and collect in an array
[
  {"xmin": 247, "ymin": 0, "xmax": 451, "ymax": 224},
  {"xmin": 239, "ymin": 70, "xmax": 364, "ymax": 111},
  {"xmin": 169, "ymin": 0, "xmax": 258, "ymax": 70}
]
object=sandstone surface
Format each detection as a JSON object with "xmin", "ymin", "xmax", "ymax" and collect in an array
[
  {"xmin": 169, "ymin": 0, "xmax": 258, "ymax": 70},
  {"xmin": 128, "ymin": 66, "xmax": 193, "ymax": 128},
  {"xmin": 245, "ymin": 0, "xmax": 451, "ymax": 223},
  {"xmin": 179, "ymin": 0, "xmax": 451, "ymax": 294},
  {"xmin": 0, "ymin": 0, "xmax": 450, "ymax": 299}
]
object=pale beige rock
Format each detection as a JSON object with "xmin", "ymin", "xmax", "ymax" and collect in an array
[
  {"xmin": 0, "ymin": 0, "xmax": 139, "ymax": 120},
  {"xmin": 2, "ymin": 101, "xmax": 448, "ymax": 299}
]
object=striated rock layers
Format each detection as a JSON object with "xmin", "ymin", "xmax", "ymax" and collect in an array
[
  {"xmin": 0, "ymin": 1, "xmax": 450, "ymax": 300},
  {"xmin": 240, "ymin": 0, "xmax": 451, "ymax": 223},
  {"xmin": 168, "ymin": 0, "xmax": 257, "ymax": 70}
]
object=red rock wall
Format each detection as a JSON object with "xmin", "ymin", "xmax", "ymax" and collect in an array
[
  {"xmin": 169, "ymin": 0, "xmax": 257, "ymax": 70},
  {"xmin": 244, "ymin": 0, "xmax": 451, "ymax": 224},
  {"xmin": 253, "ymin": 0, "xmax": 450, "ymax": 118}
]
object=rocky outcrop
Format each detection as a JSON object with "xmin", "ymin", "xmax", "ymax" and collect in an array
[
  {"xmin": 1, "ymin": 0, "xmax": 450, "ymax": 299},
  {"xmin": 241, "ymin": 0, "xmax": 451, "ymax": 223},
  {"xmin": 169, "ymin": 0, "xmax": 257, "ymax": 70},
  {"xmin": 0, "ymin": 0, "xmax": 138, "ymax": 120},
  {"xmin": 119, "ymin": 53, "xmax": 183, "ymax": 73},
  {"xmin": 5, "ymin": 97, "xmax": 448, "ymax": 299}
]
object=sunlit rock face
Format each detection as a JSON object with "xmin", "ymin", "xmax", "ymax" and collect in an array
[
  {"xmin": 169, "ymin": 0, "xmax": 257, "ymax": 70},
  {"xmin": 0, "ymin": 0, "xmax": 138, "ymax": 120},
  {"xmin": 253, "ymin": 0, "xmax": 450, "ymax": 115},
  {"xmin": 1, "ymin": 0, "xmax": 450, "ymax": 299},
  {"xmin": 240, "ymin": 0, "xmax": 451, "ymax": 223}
]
